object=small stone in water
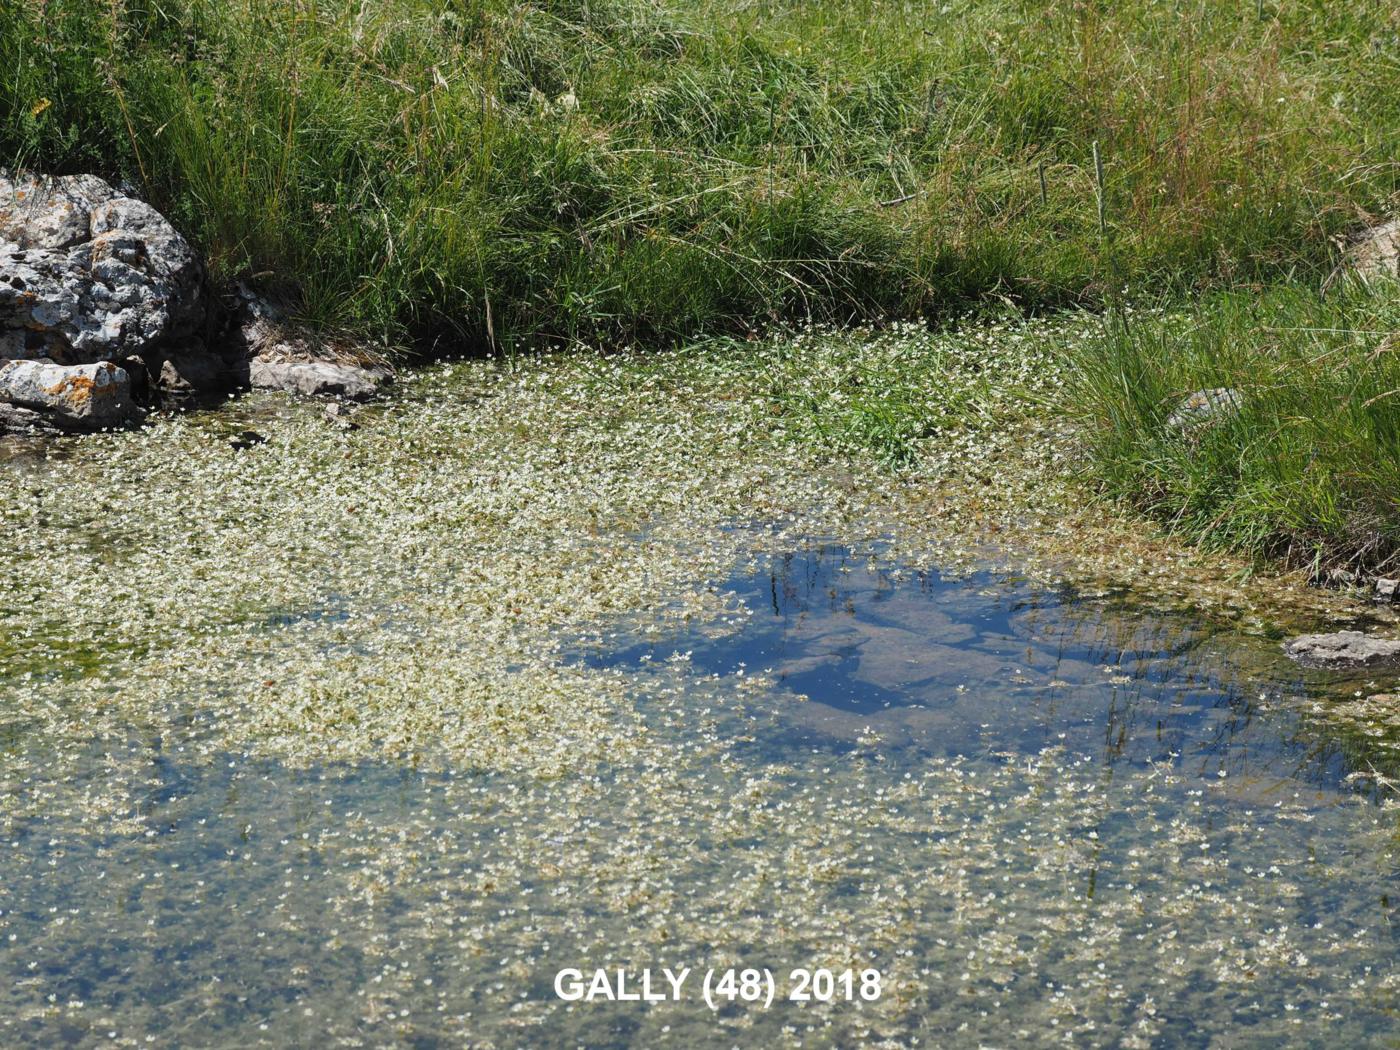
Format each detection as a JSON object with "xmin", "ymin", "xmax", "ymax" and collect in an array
[{"xmin": 1282, "ymin": 630, "xmax": 1400, "ymax": 669}]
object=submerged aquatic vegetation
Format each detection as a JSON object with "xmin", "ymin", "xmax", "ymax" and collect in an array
[
  {"xmin": 0, "ymin": 316, "xmax": 1384, "ymax": 785},
  {"xmin": 5, "ymin": 662, "xmax": 1400, "ymax": 1045},
  {"xmin": 3, "ymin": 325, "xmax": 1400, "ymax": 1045}
]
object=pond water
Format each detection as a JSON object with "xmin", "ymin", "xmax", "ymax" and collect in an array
[{"xmin": 4, "ymin": 533, "xmax": 1400, "ymax": 1048}]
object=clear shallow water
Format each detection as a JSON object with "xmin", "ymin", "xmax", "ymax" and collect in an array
[
  {"xmin": 587, "ymin": 545, "xmax": 1400, "ymax": 790},
  {"xmin": 5, "ymin": 540, "xmax": 1400, "ymax": 1048}
]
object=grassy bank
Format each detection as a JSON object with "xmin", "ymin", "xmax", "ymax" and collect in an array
[
  {"xmin": 719, "ymin": 294, "xmax": 1400, "ymax": 578},
  {"xmin": 4, "ymin": 0, "xmax": 1398, "ymax": 350},
  {"xmin": 1069, "ymin": 283, "xmax": 1400, "ymax": 577},
  {"xmin": 5, "ymin": 0, "xmax": 1400, "ymax": 570}
]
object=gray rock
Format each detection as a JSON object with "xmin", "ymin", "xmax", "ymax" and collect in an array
[
  {"xmin": 158, "ymin": 348, "xmax": 227, "ymax": 401},
  {"xmin": 225, "ymin": 284, "xmax": 303, "ymax": 360},
  {"xmin": 0, "ymin": 401, "xmax": 57, "ymax": 433},
  {"xmin": 0, "ymin": 172, "xmax": 204, "ymax": 364},
  {"xmin": 1345, "ymin": 218, "xmax": 1400, "ymax": 284},
  {"xmin": 1167, "ymin": 388, "xmax": 1241, "ymax": 429},
  {"xmin": 0, "ymin": 359, "xmax": 137, "ymax": 429},
  {"xmin": 323, "ymin": 401, "xmax": 360, "ymax": 429},
  {"xmin": 223, "ymin": 285, "xmax": 392, "ymax": 401},
  {"xmin": 247, "ymin": 358, "xmax": 388, "ymax": 400},
  {"xmin": 1282, "ymin": 630, "xmax": 1400, "ymax": 669},
  {"xmin": 1376, "ymin": 578, "xmax": 1399, "ymax": 601}
]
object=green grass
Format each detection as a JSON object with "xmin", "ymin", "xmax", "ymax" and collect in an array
[
  {"xmin": 5, "ymin": 0, "xmax": 1400, "ymax": 569},
  {"xmin": 4, "ymin": 0, "xmax": 1398, "ymax": 352},
  {"xmin": 1069, "ymin": 282, "xmax": 1400, "ymax": 575}
]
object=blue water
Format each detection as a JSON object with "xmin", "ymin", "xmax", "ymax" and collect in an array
[
  {"xmin": 578, "ymin": 542, "xmax": 1364, "ymax": 791},
  {"xmin": 4, "ymin": 539, "xmax": 1400, "ymax": 1048}
]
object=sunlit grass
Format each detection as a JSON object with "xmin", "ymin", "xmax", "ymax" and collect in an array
[
  {"xmin": 4, "ymin": 0, "xmax": 1398, "ymax": 350},
  {"xmin": 1067, "ymin": 282, "xmax": 1400, "ymax": 574}
]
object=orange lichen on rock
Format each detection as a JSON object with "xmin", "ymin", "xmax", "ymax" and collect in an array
[
  {"xmin": 2, "ymin": 359, "xmax": 133, "ymax": 426},
  {"xmin": 41, "ymin": 361, "xmax": 125, "ymax": 410},
  {"xmin": 45, "ymin": 371, "xmax": 98, "ymax": 407}
]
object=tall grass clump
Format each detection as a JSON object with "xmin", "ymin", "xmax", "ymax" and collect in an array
[
  {"xmin": 1070, "ymin": 282, "xmax": 1400, "ymax": 575},
  {"xmin": 2, "ymin": 0, "xmax": 1399, "ymax": 351}
]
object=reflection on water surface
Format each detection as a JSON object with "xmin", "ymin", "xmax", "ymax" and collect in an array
[{"xmin": 4, "ymin": 540, "xmax": 1400, "ymax": 1048}]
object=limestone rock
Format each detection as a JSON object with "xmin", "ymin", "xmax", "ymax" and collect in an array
[
  {"xmin": 223, "ymin": 285, "xmax": 391, "ymax": 401},
  {"xmin": 246, "ymin": 358, "xmax": 388, "ymax": 400},
  {"xmin": 1166, "ymin": 388, "xmax": 1241, "ymax": 429},
  {"xmin": 323, "ymin": 401, "xmax": 359, "ymax": 429},
  {"xmin": 0, "ymin": 401, "xmax": 55, "ymax": 432},
  {"xmin": 0, "ymin": 359, "xmax": 138, "ymax": 429},
  {"xmin": 1377, "ymin": 578, "xmax": 1400, "ymax": 601},
  {"xmin": 1282, "ymin": 630, "xmax": 1400, "ymax": 669},
  {"xmin": 0, "ymin": 172, "xmax": 205, "ymax": 364},
  {"xmin": 1345, "ymin": 218, "xmax": 1400, "ymax": 284},
  {"xmin": 224, "ymin": 284, "xmax": 306, "ymax": 361},
  {"xmin": 158, "ymin": 348, "xmax": 228, "ymax": 403}
]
